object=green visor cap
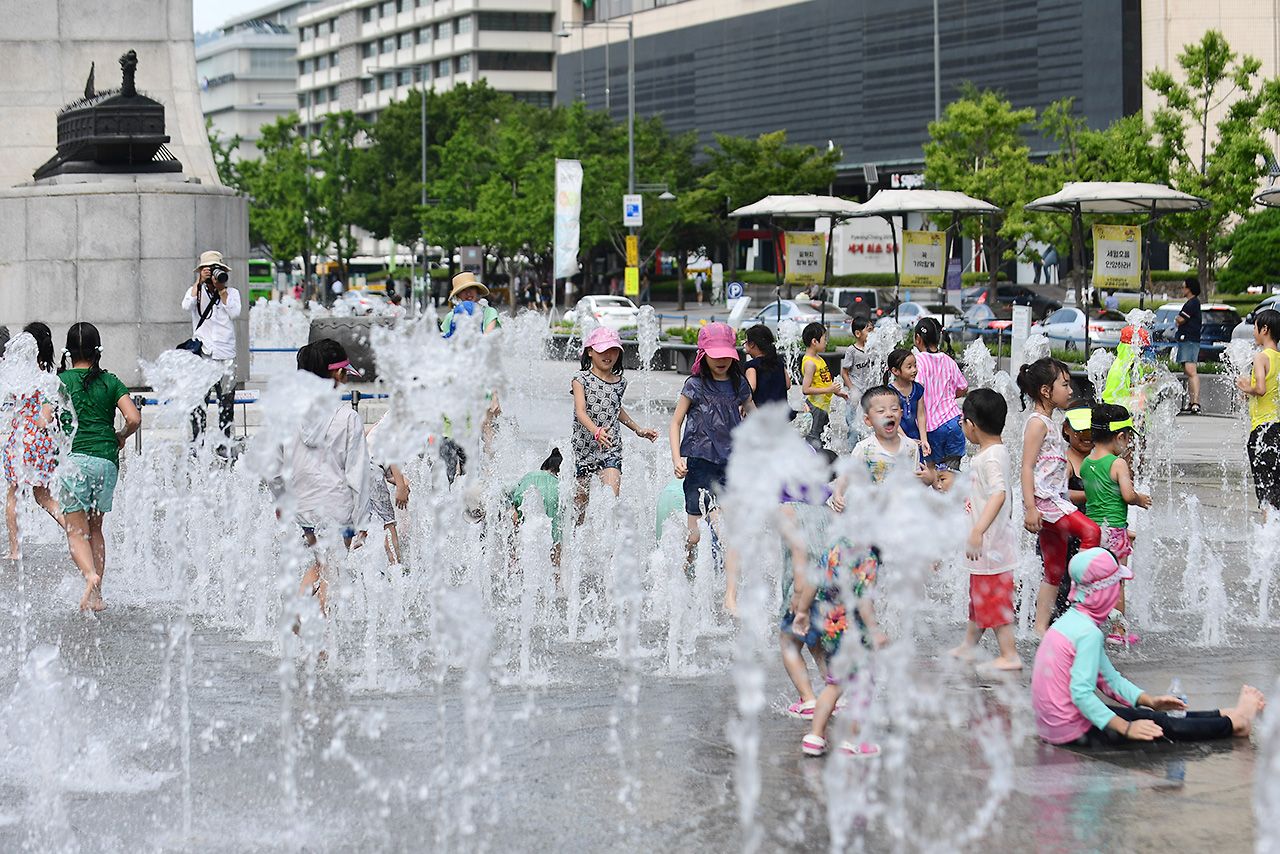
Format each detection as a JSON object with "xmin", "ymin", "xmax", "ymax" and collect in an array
[{"xmin": 1064, "ymin": 408, "xmax": 1092, "ymax": 431}]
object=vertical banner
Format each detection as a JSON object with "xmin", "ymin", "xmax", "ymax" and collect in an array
[
  {"xmin": 945, "ymin": 257, "xmax": 964, "ymax": 309},
  {"xmin": 784, "ymin": 232, "xmax": 826, "ymax": 286},
  {"xmin": 624, "ymin": 267, "xmax": 639, "ymax": 296},
  {"xmin": 1092, "ymin": 224, "xmax": 1140, "ymax": 290},
  {"xmin": 901, "ymin": 231, "xmax": 945, "ymax": 286},
  {"xmin": 554, "ymin": 159, "xmax": 583, "ymax": 281},
  {"xmin": 625, "ymin": 234, "xmax": 638, "ymax": 267}
]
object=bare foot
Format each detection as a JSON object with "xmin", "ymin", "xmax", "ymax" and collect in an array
[
  {"xmin": 722, "ymin": 599, "xmax": 739, "ymax": 618},
  {"xmin": 1225, "ymin": 685, "xmax": 1265, "ymax": 737},
  {"xmin": 4, "ymin": 553, "xmax": 18, "ymax": 561},
  {"xmin": 947, "ymin": 645, "xmax": 976, "ymax": 661},
  {"xmin": 88, "ymin": 589, "xmax": 107, "ymax": 611},
  {"xmin": 78, "ymin": 573, "xmax": 101, "ymax": 612},
  {"xmin": 990, "ymin": 655, "xmax": 1023, "ymax": 671}
]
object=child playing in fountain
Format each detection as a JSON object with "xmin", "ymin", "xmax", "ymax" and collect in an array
[
  {"xmin": 1018, "ymin": 357, "xmax": 1101, "ymax": 636},
  {"xmin": 56, "ymin": 322, "xmax": 141, "ymax": 611},
  {"xmin": 885, "ymin": 348, "xmax": 930, "ymax": 459},
  {"xmin": 4, "ymin": 323, "xmax": 65, "ymax": 561},
  {"xmin": 743, "ymin": 325, "xmax": 791, "ymax": 414},
  {"xmin": 948, "ymin": 389, "xmax": 1021, "ymax": 671},
  {"xmin": 506, "ymin": 447, "xmax": 564, "ymax": 568},
  {"xmin": 1081, "ymin": 403, "xmax": 1151, "ymax": 646},
  {"xmin": 270, "ymin": 339, "xmax": 369, "ymax": 615},
  {"xmin": 571, "ymin": 327, "xmax": 658, "ymax": 520},
  {"xmin": 791, "ymin": 537, "xmax": 888, "ymax": 757},
  {"xmin": 669, "ymin": 322, "xmax": 755, "ymax": 613},
  {"xmin": 1032, "ymin": 547, "xmax": 1264, "ymax": 746},
  {"xmin": 778, "ymin": 449, "xmax": 843, "ymax": 719},
  {"xmin": 358, "ymin": 413, "xmax": 411, "ymax": 569},
  {"xmin": 841, "ymin": 317, "xmax": 878, "ymax": 449},
  {"xmin": 852, "ymin": 386, "xmax": 932, "ymax": 485},
  {"xmin": 913, "ymin": 318, "xmax": 967, "ymax": 470},
  {"xmin": 800, "ymin": 322, "xmax": 847, "ymax": 449},
  {"xmin": 1237, "ymin": 308, "xmax": 1280, "ymax": 522}
]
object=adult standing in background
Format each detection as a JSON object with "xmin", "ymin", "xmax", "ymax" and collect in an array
[
  {"xmin": 182, "ymin": 250, "xmax": 241, "ymax": 448},
  {"xmin": 1176, "ymin": 278, "xmax": 1203, "ymax": 414}
]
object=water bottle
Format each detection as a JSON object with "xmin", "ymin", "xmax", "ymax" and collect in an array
[{"xmin": 1166, "ymin": 678, "xmax": 1188, "ymax": 718}]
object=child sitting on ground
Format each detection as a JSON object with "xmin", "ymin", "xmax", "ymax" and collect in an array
[
  {"xmin": 852, "ymin": 386, "xmax": 932, "ymax": 485},
  {"xmin": 1032, "ymin": 548, "xmax": 1264, "ymax": 746},
  {"xmin": 800, "ymin": 322, "xmax": 847, "ymax": 449},
  {"xmin": 792, "ymin": 538, "xmax": 888, "ymax": 757},
  {"xmin": 1081, "ymin": 403, "xmax": 1151, "ymax": 646},
  {"xmin": 778, "ymin": 449, "xmax": 844, "ymax": 720},
  {"xmin": 948, "ymin": 389, "xmax": 1021, "ymax": 671}
]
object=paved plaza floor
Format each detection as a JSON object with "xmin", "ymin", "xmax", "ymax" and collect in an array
[{"xmin": 0, "ymin": 357, "xmax": 1274, "ymax": 853}]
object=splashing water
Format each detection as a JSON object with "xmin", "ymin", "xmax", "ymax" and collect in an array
[
  {"xmin": 1086, "ymin": 349, "xmax": 1114, "ymax": 398},
  {"xmin": 962, "ymin": 338, "xmax": 997, "ymax": 389}
]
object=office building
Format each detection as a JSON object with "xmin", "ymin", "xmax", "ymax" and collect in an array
[
  {"xmin": 295, "ymin": 0, "xmax": 559, "ymax": 132},
  {"xmin": 197, "ymin": 1, "xmax": 323, "ymax": 161}
]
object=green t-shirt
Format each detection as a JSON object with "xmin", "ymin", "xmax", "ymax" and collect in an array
[
  {"xmin": 58, "ymin": 369, "xmax": 130, "ymax": 466},
  {"xmin": 1081, "ymin": 454, "xmax": 1127, "ymax": 528},
  {"xmin": 508, "ymin": 470, "xmax": 562, "ymax": 543},
  {"xmin": 442, "ymin": 305, "xmax": 500, "ymax": 336}
]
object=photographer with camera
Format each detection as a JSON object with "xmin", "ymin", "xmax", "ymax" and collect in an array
[{"xmin": 181, "ymin": 250, "xmax": 242, "ymax": 447}]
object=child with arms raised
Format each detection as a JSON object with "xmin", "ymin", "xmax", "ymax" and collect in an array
[
  {"xmin": 949, "ymin": 389, "xmax": 1021, "ymax": 670},
  {"xmin": 1082, "ymin": 403, "xmax": 1151, "ymax": 646},
  {"xmin": 1018, "ymin": 358, "xmax": 1101, "ymax": 636}
]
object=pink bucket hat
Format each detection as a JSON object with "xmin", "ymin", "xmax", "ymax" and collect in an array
[
  {"xmin": 692, "ymin": 322, "xmax": 739, "ymax": 375},
  {"xmin": 582, "ymin": 326, "xmax": 623, "ymax": 354}
]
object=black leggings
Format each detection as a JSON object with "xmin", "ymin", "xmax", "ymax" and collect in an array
[{"xmin": 1071, "ymin": 704, "xmax": 1232, "ymax": 746}]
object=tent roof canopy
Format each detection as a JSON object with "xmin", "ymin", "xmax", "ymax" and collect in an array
[
  {"xmin": 1254, "ymin": 186, "xmax": 1280, "ymax": 208},
  {"xmin": 1025, "ymin": 181, "xmax": 1208, "ymax": 214},
  {"xmin": 727, "ymin": 194, "xmax": 862, "ymax": 219},
  {"xmin": 851, "ymin": 189, "xmax": 1001, "ymax": 217}
]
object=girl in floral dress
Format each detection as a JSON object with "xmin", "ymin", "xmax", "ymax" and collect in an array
[{"xmin": 4, "ymin": 323, "xmax": 64, "ymax": 559}]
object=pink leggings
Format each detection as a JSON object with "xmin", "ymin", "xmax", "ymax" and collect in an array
[{"xmin": 1038, "ymin": 511, "xmax": 1100, "ymax": 586}]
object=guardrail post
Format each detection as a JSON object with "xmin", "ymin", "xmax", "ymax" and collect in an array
[
  {"xmin": 133, "ymin": 394, "xmax": 145, "ymax": 453},
  {"xmin": 351, "ymin": 389, "xmax": 361, "ymax": 412}
]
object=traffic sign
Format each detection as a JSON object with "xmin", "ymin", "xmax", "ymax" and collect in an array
[
  {"xmin": 726, "ymin": 281, "xmax": 744, "ymax": 300},
  {"xmin": 623, "ymin": 194, "xmax": 643, "ymax": 227}
]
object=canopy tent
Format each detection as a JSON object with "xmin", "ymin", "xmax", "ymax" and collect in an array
[
  {"xmin": 849, "ymin": 189, "xmax": 1003, "ymax": 322},
  {"xmin": 1025, "ymin": 181, "xmax": 1208, "ymax": 348},
  {"xmin": 728, "ymin": 194, "xmax": 864, "ymax": 325},
  {"xmin": 1254, "ymin": 185, "xmax": 1280, "ymax": 208}
]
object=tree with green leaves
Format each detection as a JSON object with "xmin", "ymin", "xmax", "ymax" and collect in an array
[
  {"xmin": 1146, "ymin": 29, "xmax": 1280, "ymax": 292},
  {"xmin": 310, "ymin": 112, "xmax": 370, "ymax": 284},
  {"xmin": 236, "ymin": 114, "xmax": 315, "ymax": 275},
  {"xmin": 700, "ymin": 130, "xmax": 839, "ymax": 298},
  {"xmin": 924, "ymin": 86, "xmax": 1037, "ymax": 294},
  {"xmin": 1217, "ymin": 207, "xmax": 1280, "ymax": 293}
]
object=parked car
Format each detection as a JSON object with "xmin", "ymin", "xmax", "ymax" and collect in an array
[
  {"xmin": 947, "ymin": 304, "xmax": 1013, "ymax": 342},
  {"xmin": 1030, "ymin": 307, "xmax": 1129, "ymax": 350},
  {"xmin": 1151, "ymin": 302, "xmax": 1241, "ymax": 354},
  {"xmin": 336, "ymin": 289, "xmax": 391, "ymax": 316},
  {"xmin": 966, "ymin": 283, "xmax": 1063, "ymax": 319},
  {"xmin": 874, "ymin": 301, "xmax": 959, "ymax": 335},
  {"xmin": 564, "ymin": 295, "xmax": 641, "ymax": 330},
  {"xmin": 828, "ymin": 287, "xmax": 897, "ymax": 320},
  {"xmin": 1232, "ymin": 294, "xmax": 1280, "ymax": 342},
  {"xmin": 740, "ymin": 299, "xmax": 847, "ymax": 333}
]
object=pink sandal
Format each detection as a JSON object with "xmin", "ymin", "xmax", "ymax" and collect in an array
[
  {"xmin": 801, "ymin": 734, "xmax": 827, "ymax": 756},
  {"xmin": 1106, "ymin": 632, "xmax": 1140, "ymax": 646},
  {"xmin": 787, "ymin": 699, "xmax": 816, "ymax": 720},
  {"xmin": 838, "ymin": 741, "xmax": 881, "ymax": 757}
]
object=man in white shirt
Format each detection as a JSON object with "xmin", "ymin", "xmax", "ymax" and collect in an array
[{"xmin": 181, "ymin": 250, "xmax": 242, "ymax": 447}]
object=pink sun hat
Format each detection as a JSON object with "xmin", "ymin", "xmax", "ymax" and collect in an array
[
  {"xmin": 582, "ymin": 326, "xmax": 623, "ymax": 354},
  {"xmin": 696, "ymin": 322, "xmax": 739, "ymax": 360}
]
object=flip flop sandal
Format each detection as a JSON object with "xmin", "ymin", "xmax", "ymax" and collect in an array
[
  {"xmin": 801, "ymin": 734, "xmax": 827, "ymax": 756},
  {"xmin": 1189, "ymin": 403, "xmax": 1201, "ymax": 414},
  {"xmin": 787, "ymin": 700, "xmax": 816, "ymax": 719},
  {"xmin": 838, "ymin": 741, "xmax": 881, "ymax": 758},
  {"xmin": 1106, "ymin": 632, "xmax": 1140, "ymax": 646}
]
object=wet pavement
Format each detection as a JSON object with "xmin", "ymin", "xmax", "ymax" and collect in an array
[{"xmin": 0, "ymin": 360, "xmax": 1275, "ymax": 853}]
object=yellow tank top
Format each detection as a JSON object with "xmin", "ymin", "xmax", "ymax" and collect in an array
[
  {"xmin": 1250, "ymin": 348, "xmax": 1280, "ymax": 431},
  {"xmin": 803, "ymin": 354, "xmax": 833, "ymax": 411}
]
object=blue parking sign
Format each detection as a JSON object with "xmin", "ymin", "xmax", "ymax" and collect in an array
[{"xmin": 726, "ymin": 281, "xmax": 744, "ymax": 300}]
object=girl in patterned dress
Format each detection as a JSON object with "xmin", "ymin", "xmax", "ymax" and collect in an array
[
  {"xmin": 570, "ymin": 327, "xmax": 658, "ymax": 522},
  {"xmin": 4, "ymin": 323, "xmax": 64, "ymax": 559}
]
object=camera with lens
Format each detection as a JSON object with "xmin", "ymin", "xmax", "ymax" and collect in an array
[{"xmin": 213, "ymin": 269, "xmax": 230, "ymax": 284}]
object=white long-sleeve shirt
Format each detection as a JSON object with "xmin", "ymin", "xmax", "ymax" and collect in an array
[
  {"xmin": 269, "ymin": 403, "xmax": 370, "ymax": 531},
  {"xmin": 181, "ymin": 284, "xmax": 242, "ymax": 361}
]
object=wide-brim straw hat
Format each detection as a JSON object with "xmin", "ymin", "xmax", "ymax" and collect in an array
[
  {"xmin": 194, "ymin": 250, "xmax": 229, "ymax": 272},
  {"xmin": 449, "ymin": 272, "xmax": 489, "ymax": 301}
]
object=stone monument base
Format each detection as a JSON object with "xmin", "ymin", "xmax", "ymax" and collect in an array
[{"xmin": 0, "ymin": 181, "xmax": 248, "ymax": 387}]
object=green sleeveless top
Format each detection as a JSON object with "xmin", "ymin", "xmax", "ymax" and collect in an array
[{"xmin": 1080, "ymin": 454, "xmax": 1127, "ymax": 528}]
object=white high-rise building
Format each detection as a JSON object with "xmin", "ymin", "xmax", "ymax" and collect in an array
[{"xmin": 196, "ymin": 1, "xmax": 323, "ymax": 161}]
